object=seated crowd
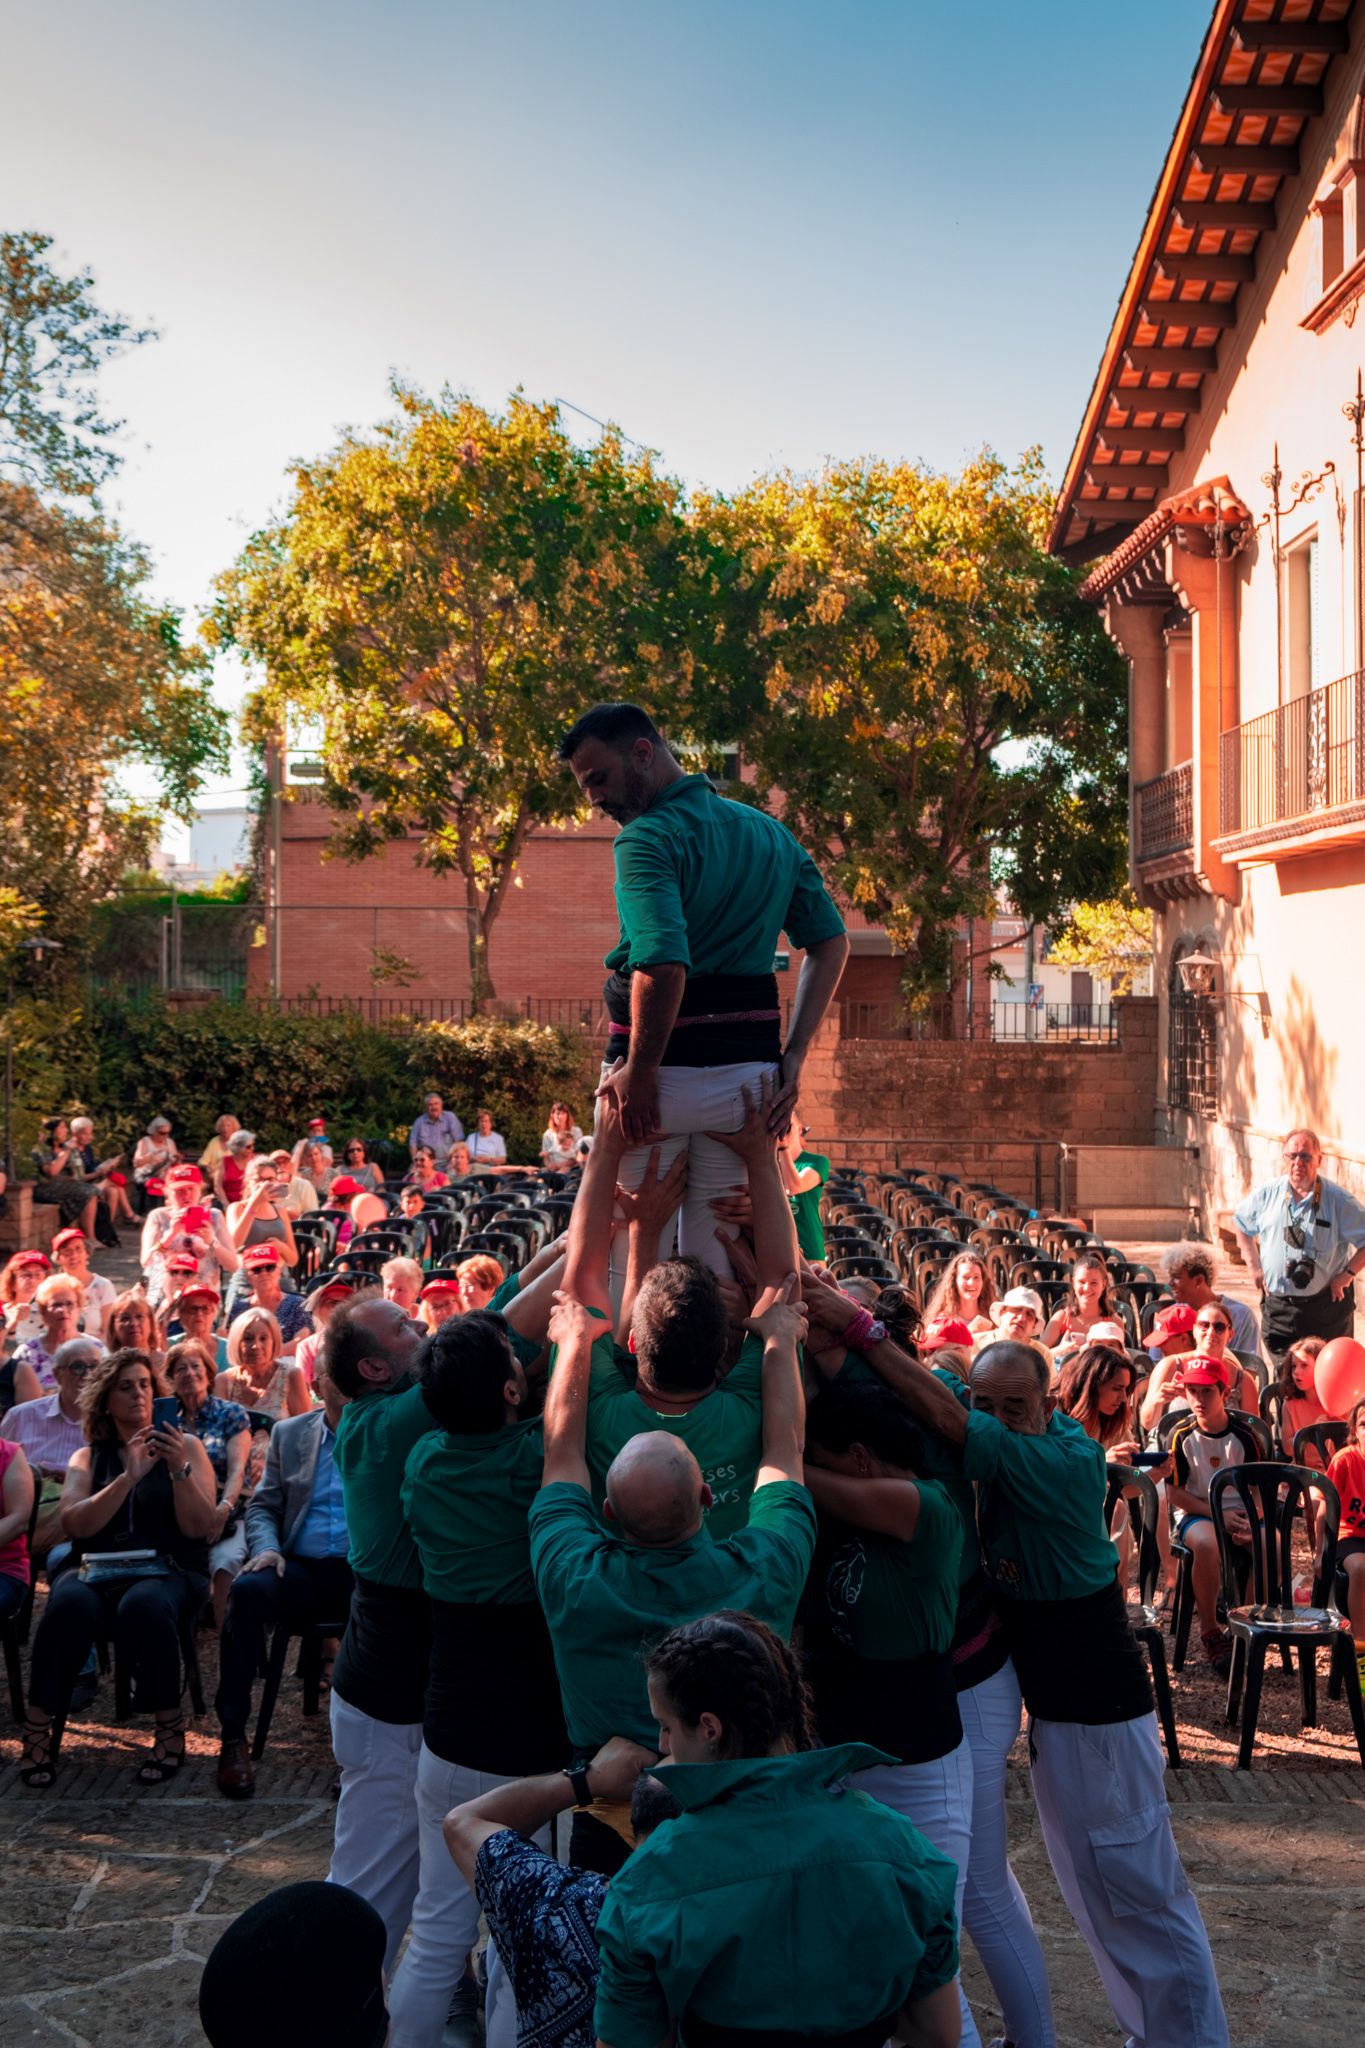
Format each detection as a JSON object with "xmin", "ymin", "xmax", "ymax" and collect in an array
[{"xmin": 7, "ymin": 1085, "xmax": 1365, "ymax": 2048}]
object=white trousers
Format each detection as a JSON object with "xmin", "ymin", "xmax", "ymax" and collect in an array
[
  {"xmin": 1030, "ymin": 1713, "xmax": 1229, "ymax": 2048},
  {"xmin": 386, "ymin": 1744, "xmax": 545, "ymax": 2048},
  {"xmin": 605, "ymin": 1060, "xmax": 774, "ymax": 1304},
  {"xmin": 852, "ymin": 1735, "xmax": 981, "ymax": 2048},
  {"xmin": 327, "ymin": 1692, "xmax": 423, "ymax": 1979},
  {"xmin": 957, "ymin": 1661, "xmax": 1057, "ymax": 2048}
]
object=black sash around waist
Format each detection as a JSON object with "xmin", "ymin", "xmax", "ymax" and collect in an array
[
  {"xmin": 424, "ymin": 1598, "xmax": 569, "ymax": 1774},
  {"xmin": 604, "ymin": 970, "xmax": 782, "ymax": 1067},
  {"xmin": 1002, "ymin": 1577, "xmax": 1154, "ymax": 1725},
  {"xmin": 807, "ymin": 1639, "xmax": 961, "ymax": 1766},
  {"xmin": 332, "ymin": 1575, "xmax": 431, "ymax": 1726}
]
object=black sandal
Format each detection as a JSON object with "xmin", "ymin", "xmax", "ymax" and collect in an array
[
  {"xmin": 20, "ymin": 1718, "xmax": 57, "ymax": 1790},
  {"xmin": 138, "ymin": 1714, "xmax": 187, "ymax": 1785}
]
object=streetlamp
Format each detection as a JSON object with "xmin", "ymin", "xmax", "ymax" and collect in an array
[{"xmin": 4, "ymin": 934, "xmax": 63, "ymax": 1183}]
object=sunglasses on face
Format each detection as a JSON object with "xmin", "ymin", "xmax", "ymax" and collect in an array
[
  {"xmin": 1284, "ymin": 1151, "xmax": 1315, "ymax": 1163},
  {"xmin": 1194, "ymin": 1318, "xmax": 1229, "ymax": 1332}
]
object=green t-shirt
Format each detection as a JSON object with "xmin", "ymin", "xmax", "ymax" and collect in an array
[
  {"xmin": 402, "ymin": 1416, "xmax": 544, "ymax": 1604},
  {"xmin": 333, "ymin": 1377, "xmax": 438, "ymax": 1589},
  {"xmin": 484, "ymin": 1270, "xmax": 543, "ymax": 1370},
  {"xmin": 585, "ymin": 1329, "xmax": 765, "ymax": 1540},
  {"xmin": 528, "ymin": 1477, "xmax": 817, "ymax": 1749},
  {"xmin": 816, "ymin": 1476, "xmax": 963, "ymax": 1662},
  {"xmin": 593, "ymin": 1743, "xmax": 959, "ymax": 2048},
  {"xmin": 960, "ymin": 1407, "xmax": 1118, "ymax": 1602},
  {"xmin": 789, "ymin": 1150, "xmax": 830, "ymax": 1261},
  {"xmin": 833, "ymin": 1359, "xmax": 980, "ymax": 1584},
  {"xmin": 604, "ymin": 774, "xmax": 845, "ymax": 975}
]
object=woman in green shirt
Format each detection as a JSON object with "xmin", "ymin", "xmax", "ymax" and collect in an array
[
  {"xmin": 804, "ymin": 1381, "xmax": 980, "ymax": 2048},
  {"xmin": 593, "ymin": 1610, "xmax": 961, "ymax": 2048}
]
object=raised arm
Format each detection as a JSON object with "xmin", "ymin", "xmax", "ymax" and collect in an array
[
  {"xmin": 804, "ymin": 1465, "xmax": 922, "ymax": 1542},
  {"xmin": 708, "ymin": 1075, "xmax": 799, "ymax": 1291},
  {"xmin": 561, "ymin": 1102, "xmax": 631, "ymax": 1319},
  {"xmin": 749, "ymin": 1279, "xmax": 808, "ymax": 1487},
  {"xmin": 541, "ymin": 1292, "xmax": 599, "ymax": 1491},
  {"xmin": 614, "ymin": 1146, "xmax": 689, "ymax": 1344},
  {"xmin": 802, "ymin": 1269, "xmax": 970, "ymax": 1449}
]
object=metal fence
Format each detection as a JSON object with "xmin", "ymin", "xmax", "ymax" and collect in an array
[
  {"xmin": 839, "ymin": 1001, "xmax": 1118, "ymax": 1043},
  {"xmin": 1220, "ymin": 668, "xmax": 1365, "ymax": 836},
  {"xmin": 1134, "ymin": 761, "xmax": 1193, "ymax": 860}
]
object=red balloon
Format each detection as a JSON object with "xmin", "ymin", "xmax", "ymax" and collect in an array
[{"xmin": 1314, "ymin": 1336, "xmax": 1365, "ymax": 1420}]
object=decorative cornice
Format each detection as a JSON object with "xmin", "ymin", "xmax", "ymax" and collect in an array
[
  {"xmin": 1212, "ymin": 796, "xmax": 1365, "ymax": 858},
  {"xmin": 1302, "ymin": 247, "xmax": 1365, "ymax": 332},
  {"xmin": 1080, "ymin": 476, "xmax": 1251, "ymax": 600}
]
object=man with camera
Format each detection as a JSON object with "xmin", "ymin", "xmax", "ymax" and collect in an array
[{"xmin": 1233, "ymin": 1129, "xmax": 1365, "ymax": 1362}]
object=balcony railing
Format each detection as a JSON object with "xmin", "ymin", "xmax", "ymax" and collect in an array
[
  {"xmin": 1220, "ymin": 670, "xmax": 1365, "ymax": 838},
  {"xmin": 1134, "ymin": 761, "xmax": 1194, "ymax": 861}
]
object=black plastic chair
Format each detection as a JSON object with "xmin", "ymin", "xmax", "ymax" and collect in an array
[
  {"xmin": 1162, "ymin": 1408, "xmax": 1274, "ymax": 1671},
  {"xmin": 1294, "ymin": 1420, "xmax": 1348, "ymax": 1469},
  {"xmin": 1209, "ymin": 1462, "xmax": 1365, "ymax": 1770},
  {"xmin": 1105, "ymin": 1462, "xmax": 1180, "ymax": 1767},
  {"xmin": 827, "ymin": 1254, "xmax": 897, "ymax": 1285},
  {"xmin": 2, "ymin": 1485, "xmax": 42, "ymax": 1720},
  {"xmin": 252, "ymin": 1615, "xmax": 348, "ymax": 1759},
  {"xmin": 460, "ymin": 1229, "xmax": 526, "ymax": 1272}
]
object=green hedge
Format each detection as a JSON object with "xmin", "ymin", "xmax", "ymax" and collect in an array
[{"xmin": 6, "ymin": 997, "xmax": 596, "ymax": 1171}]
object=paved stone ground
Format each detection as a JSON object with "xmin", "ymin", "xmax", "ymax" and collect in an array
[{"xmin": 3, "ymin": 1231, "xmax": 1362, "ymax": 2044}]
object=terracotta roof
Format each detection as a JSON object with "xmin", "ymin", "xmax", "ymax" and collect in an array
[
  {"xmin": 1079, "ymin": 475, "xmax": 1250, "ymax": 598},
  {"xmin": 1049, "ymin": 0, "xmax": 1355, "ymax": 558}
]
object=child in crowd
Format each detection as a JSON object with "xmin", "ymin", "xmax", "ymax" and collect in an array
[
  {"xmin": 1167, "ymin": 1355, "xmax": 1265, "ymax": 1675},
  {"xmin": 1272, "ymin": 1336, "xmax": 1330, "ymax": 1462}
]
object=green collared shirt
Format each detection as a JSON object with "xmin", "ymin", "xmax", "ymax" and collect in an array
[
  {"xmin": 593, "ymin": 1744, "xmax": 959, "ymax": 2048},
  {"xmin": 585, "ymin": 1328, "xmax": 765, "ymax": 1540},
  {"xmin": 402, "ymin": 1416, "xmax": 545, "ymax": 1604},
  {"xmin": 604, "ymin": 774, "xmax": 845, "ymax": 974},
  {"xmin": 333, "ymin": 1377, "xmax": 438, "ymax": 1589},
  {"xmin": 528, "ymin": 1478, "xmax": 816, "ymax": 1749},
  {"xmin": 961, "ymin": 1407, "xmax": 1118, "ymax": 1601}
]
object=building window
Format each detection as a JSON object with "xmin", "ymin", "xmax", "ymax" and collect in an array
[
  {"xmin": 1283, "ymin": 531, "xmax": 1320, "ymax": 703},
  {"xmin": 1168, "ymin": 946, "xmax": 1219, "ymax": 1119}
]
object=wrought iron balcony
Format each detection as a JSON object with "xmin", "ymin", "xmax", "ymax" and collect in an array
[
  {"xmin": 1134, "ymin": 761, "xmax": 1194, "ymax": 862},
  {"xmin": 1218, "ymin": 670, "xmax": 1365, "ymax": 853}
]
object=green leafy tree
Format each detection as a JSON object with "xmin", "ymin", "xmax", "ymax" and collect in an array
[
  {"xmin": 0, "ymin": 486, "xmax": 229, "ymax": 955},
  {"xmin": 1047, "ymin": 891, "xmax": 1153, "ymax": 995},
  {"xmin": 218, "ymin": 385, "xmax": 732, "ymax": 1006},
  {"xmin": 694, "ymin": 451, "xmax": 1128, "ymax": 997},
  {"xmin": 0, "ymin": 231, "xmax": 154, "ymax": 500}
]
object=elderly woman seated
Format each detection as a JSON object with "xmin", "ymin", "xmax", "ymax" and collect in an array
[
  {"xmin": 215, "ymin": 1307, "xmax": 310, "ymax": 1421},
  {"xmin": 19, "ymin": 1346, "xmax": 219, "ymax": 1787}
]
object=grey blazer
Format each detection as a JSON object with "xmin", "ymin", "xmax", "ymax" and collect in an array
[{"xmin": 244, "ymin": 1407, "xmax": 331, "ymax": 1558}]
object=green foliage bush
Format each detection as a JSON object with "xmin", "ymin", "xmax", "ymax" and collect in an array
[{"xmin": 7, "ymin": 996, "xmax": 595, "ymax": 1170}]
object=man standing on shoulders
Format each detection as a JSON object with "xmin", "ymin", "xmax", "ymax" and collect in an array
[
  {"xmin": 320, "ymin": 1294, "xmax": 436, "ymax": 1977},
  {"xmin": 878, "ymin": 1338, "xmax": 1229, "ymax": 2048},
  {"xmin": 1234, "ymin": 1130, "xmax": 1365, "ymax": 1361},
  {"xmin": 215, "ymin": 1360, "xmax": 354, "ymax": 1799},
  {"xmin": 557, "ymin": 703, "xmax": 848, "ymax": 1282}
]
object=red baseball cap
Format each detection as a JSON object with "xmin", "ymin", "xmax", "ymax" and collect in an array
[
  {"xmin": 175, "ymin": 1281, "xmax": 221, "ymax": 1306},
  {"xmin": 1151, "ymin": 1303, "xmax": 1197, "ymax": 1342},
  {"xmin": 164, "ymin": 1251, "xmax": 200, "ymax": 1275},
  {"xmin": 242, "ymin": 1244, "xmax": 282, "ymax": 1270},
  {"xmin": 306, "ymin": 1277, "xmax": 356, "ymax": 1310},
  {"xmin": 922, "ymin": 1318, "xmax": 975, "ymax": 1353},
  {"xmin": 167, "ymin": 1163, "xmax": 203, "ymax": 1185},
  {"xmin": 307, "ymin": 1118, "xmax": 328, "ymax": 1132},
  {"xmin": 420, "ymin": 1277, "xmax": 460, "ymax": 1301},
  {"xmin": 51, "ymin": 1228, "xmax": 88, "ymax": 1253},
  {"xmin": 1181, "ymin": 1352, "xmax": 1231, "ymax": 1388},
  {"xmin": 328, "ymin": 1176, "xmax": 364, "ymax": 1199},
  {"xmin": 11, "ymin": 1250, "xmax": 51, "ymax": 1271}
]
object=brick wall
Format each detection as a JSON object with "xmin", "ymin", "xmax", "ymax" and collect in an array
[{"xmin": 799, "ymin": 997, "xmax": 1158, "ymax": 1210}]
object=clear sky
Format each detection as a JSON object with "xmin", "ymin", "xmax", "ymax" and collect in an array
[{"xmin": 4, "ymin": 0, "xmax": 1205, "ymax": 811}]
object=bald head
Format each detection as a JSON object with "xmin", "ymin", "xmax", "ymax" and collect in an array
[{"xmin": 605, "ymin": 1432, "xmax": 708, "ymax": 1547}]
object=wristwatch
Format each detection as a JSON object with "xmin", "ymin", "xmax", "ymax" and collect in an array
[
  {"xmin": 169, "ymin": 1460, "xmax": 191, "ymax": 1484},
  {"xmin": 563, "ymin": 1764, "xmax": 593, "ymax": 1807}
]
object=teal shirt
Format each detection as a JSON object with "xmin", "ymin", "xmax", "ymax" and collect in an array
[
  {"xmin": 333, "ymin": 1377, "xmax": 438, "ymax": 1589},
  {"xmin": 528, "ymin": 1477, "xmax": 817, "ymax": 1749},
  {"xmin": 402, "ymin": 1417, "xmax": 544, "ymax": 1604},
  {"xmin": 585, "ymin": 1329, "xmax": 765, "ymax": 1539},
  {"xmin": 790, "ymin": 1150, "xmax": 830, "ymax": 1261},
  {"xmin": 818, "ymin": 1476, "xmax": 963, "ymax": 1661},
  {"xmin": 834, "ymin": 1359, "xmax": 980, "ymax": 1584},
  {"xmin": 593, "ymin": 1744, "xmax": 959, "ymax": 2048},
  {"xmin": 604, "ymin": 774, "xmax": 845, "ymax": 974},
  {"xmin": 961, "ymin": 1407, "xmax": 1118, "ymax": 1602}
]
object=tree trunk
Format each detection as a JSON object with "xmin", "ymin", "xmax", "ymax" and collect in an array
[{"xmin": 465, "ymin": 882, "xmax": 498, "ymax": 1011}]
